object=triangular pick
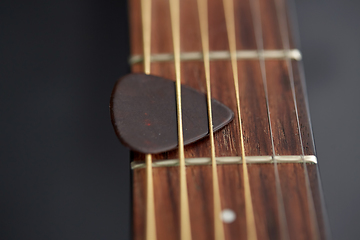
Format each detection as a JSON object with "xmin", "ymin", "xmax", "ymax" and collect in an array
[{"xmin": 110, "ymin": 73, "xmax": 234, "ymax": 154}]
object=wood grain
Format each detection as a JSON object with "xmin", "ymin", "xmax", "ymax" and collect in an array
[{"xmin": 127, "ymin": 0, "xmax": 328, "ymax": 239}]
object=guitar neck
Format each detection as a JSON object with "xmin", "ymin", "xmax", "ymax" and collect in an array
[{"xmin": 128, "ymin": 0, "xmax": 329, "ymax": 239}]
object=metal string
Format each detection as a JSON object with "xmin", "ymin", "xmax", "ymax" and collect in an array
[
  {"xmin": 196, "ymin": 0, "xmax": 225, "ymax": 239},
  {"xmin": 141, "ymin": 0, "xmax": 157, "ymax": 239},
  {"xmin": 142, "ymin": 0, "xmax": 151, "ymax": 75},
  {"xmin": 274, "ymin": 0, "xmax": 321, "ymax": 239},
  {"xmin": 287, "ymin": 1, "xmax": 332, "ymax": 237},
  {"xmin": 222, "ymin": 0, "xmax": 258, "ymax": 239},
  {"xmin": 168, "ymin": 0, "xmax": 193, "ymax": 239},
  {"xmin": 248, "ymin": 0, "xmax": 290, "ymax": 239},
  {"xmin": 281, "ymin": 1, "xmax": 332, "ymax": 238},
  {"xmin": 145, "ymin": 153, "xmax": 156, "ymax": 240}
]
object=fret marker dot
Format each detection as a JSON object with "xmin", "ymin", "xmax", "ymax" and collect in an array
[{"xmin": 221, "ymin": 209, "xmax": 236, "ymax": 223}]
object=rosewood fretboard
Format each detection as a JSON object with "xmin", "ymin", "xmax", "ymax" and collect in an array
[{"xmin": 125, "ymin": 0, "xmax": 329, "ymax": 239}]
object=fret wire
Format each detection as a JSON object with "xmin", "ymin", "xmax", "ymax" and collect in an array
[
  {"xmin": 169, "ymin": 0, "xmax": 192, "ymax": 240},
  {"xmin": 196, "ymin": 0, "xmax": 225, "ymax": 239},
  {"xmin": 141, "ymin": 0, "xmax": 157, "ymax": 239},
  {"xmin": 274, "ymin": 0, "xmax": 321, "ymax": 239},
  {"xmin": 129, "ymin": 49, "xmax": 302, "ymax": 64},
  {"xmin": 222, "ymin": 0, "xmax": 258, "ymax": 239},
  {"xmin": 249, "ymin": 0, "xmax": 290, "ymax": 239},
  {"xmin": 131, "ymin": 155, "xmax": 318, "ymax": 169}
]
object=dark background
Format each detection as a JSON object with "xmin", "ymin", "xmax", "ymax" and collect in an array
[{"xmin": 0, "ymin": 0, "xmax": 359, "ymax": 239}]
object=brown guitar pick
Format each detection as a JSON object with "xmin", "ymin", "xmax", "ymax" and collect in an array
[{"xmin": 110, "ymin": 73, "xmax": 234, "ymax": 154}]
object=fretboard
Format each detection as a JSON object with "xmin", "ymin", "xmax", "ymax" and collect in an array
[{"xmin": 127, "ymin": 0, "xmax": 329, "ymax": 239}]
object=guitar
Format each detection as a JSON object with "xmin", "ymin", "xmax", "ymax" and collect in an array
[{"xmin": 113, "ymin": 0, "xmax": 331, "ymax": 239}]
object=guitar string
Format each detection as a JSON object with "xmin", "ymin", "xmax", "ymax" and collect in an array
[
  {"xmin": 274, "ymin": 0, "xmax": 321, "ymax": 239},
  {"xmin": 287, "ymin": 0, "xmax": 332, "ymax": 237},
  {"xmin": 222, "ymin": 0, "xmax": 258, "ymax": 239},
  {"xmin": 145, "ymin": 153, "xmax": 157, "ymax": 240},
  {"xmin": 298, "ymin": 59, "xmax": 332, "ymax": 240},
  {"xmin": 248, "ymin": 0, "xmax": 290, "ymax": 239},
  {"xmin": 141, "ymin": 0, "xmax": 157, "ymax": 239},
  {"xmin": 141, "ymin": 0, "xmax": 151, "ymax": 75},
  {"xmin": 168, "ymin": 0, "xmax": 193, "ymax": 240},
  {"xmin": 196, "ymin": 0, "xmax": 225, "ymax": 239},
  {"xmin": 285, "ymin": 0, "xmax": 333, "ymax": 238}
]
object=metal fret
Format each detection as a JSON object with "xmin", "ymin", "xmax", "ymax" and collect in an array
[
  {"xmin": 129, "ymin": 49, "xmax": 301, "ymax": 64},
  {"xmin": 131, "ymin": 155, "xmax": 318, "ymax": 169}
]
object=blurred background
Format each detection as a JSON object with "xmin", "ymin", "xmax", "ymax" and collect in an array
[{"xmin": 0, "ymin": 0, "xmax": 359, "ymax": 239}]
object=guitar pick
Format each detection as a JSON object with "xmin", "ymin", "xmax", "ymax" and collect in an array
[{"xmin": 110, "ymin": 73, "xmax": 234, "ymax": 154}]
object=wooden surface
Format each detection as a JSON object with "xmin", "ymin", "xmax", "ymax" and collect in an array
[{"xmin": 127, "ymin": 0, "xmax": 328, "ymax": 239}]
